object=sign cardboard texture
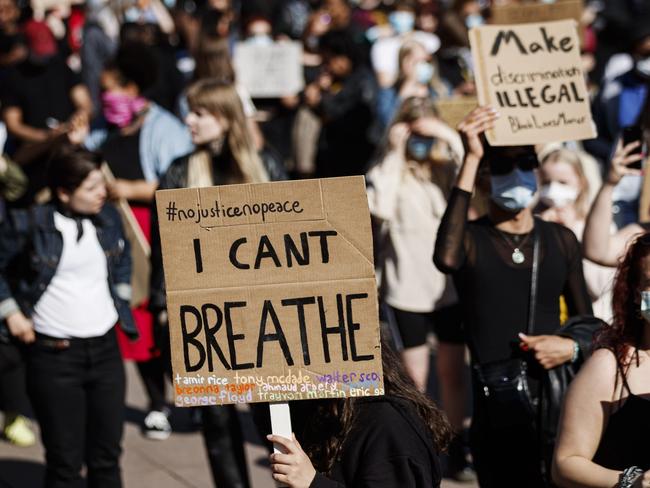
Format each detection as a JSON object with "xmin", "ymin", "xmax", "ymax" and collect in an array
[
  {"xmin": 470, "ymin": 20, "xmax": 596, "ymax": 145},
  {"xmin": 156, "ymin": 177, "xmax": 384, "ymax": 407},
  {"xmin": 490, "ymin": 0, "xmax": 584, "ymax": 25},
  {"xmin": 234, "ymin": 41, "xmax": 305, "ymax": 98},
  {"xmin": 102, "ymin": 165, "xmax": 151, "ymax": 307},
  {"xmin": 435, "ymin": 97, "xmax": 478, "ymax": 129}
]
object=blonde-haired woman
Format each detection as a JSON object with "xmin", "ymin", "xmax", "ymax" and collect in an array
[
  {"xmin": 367, "ymin": 96, "xmax": 474, "ymax": 481},
  {"xmin": 149, "ymin": 79, "xmax": 275, "ymax": 488},
  {"xmin": 537, "ymin": 148, "xmax": 616, "ymax": 322}
]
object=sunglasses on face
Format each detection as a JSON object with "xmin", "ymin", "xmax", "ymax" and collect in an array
[{"xmin": 486, "ymin": 150, "xmax": 539, "ymax": 176}]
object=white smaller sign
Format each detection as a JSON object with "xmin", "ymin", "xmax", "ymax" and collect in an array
[{"xmin": 234, "ymin": 41, "xmax": 305, "ymax": 98}]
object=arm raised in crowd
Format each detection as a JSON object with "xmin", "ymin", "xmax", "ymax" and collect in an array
[
  {"xmin": 433, "ymin": 106, "xmax": 498, "ymax": 273},
  {"xmin": 583, "ymin": 140, "xmax": 645, "ymax": 266},
  {"xmin": 562, "ymin": 226, "xmax": 595, "ymax": 318}
]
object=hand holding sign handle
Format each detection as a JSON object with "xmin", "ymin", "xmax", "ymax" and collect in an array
[
  {"xmin": 267, "ymin": 432, "xmax": 316, "ymax": 488},
  {"xmin": 270, "ymin": 402, "xmax": 294, "ymax": 487}
]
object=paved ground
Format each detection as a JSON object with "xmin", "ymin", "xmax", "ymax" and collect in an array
[{"xmin": 0, "ymin": 361, "xmax": 477, "ymax": 488}]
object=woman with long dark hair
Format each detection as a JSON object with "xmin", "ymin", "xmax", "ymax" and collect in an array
[
  {"xmin": 553, "ymin": 233, "xmax": 650, "ymax": 487},
  {"xmin": 268, "ymin": 339, "xmax": 451, "ymax": 488}
]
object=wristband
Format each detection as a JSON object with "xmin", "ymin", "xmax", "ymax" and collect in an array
[
  {"xmin": 619, "ymin": 466, "xmax": 643, "ymax": 488},
  {"xmin": 570, "ymin": 341, "xmax": 580, "ymax": 363}
]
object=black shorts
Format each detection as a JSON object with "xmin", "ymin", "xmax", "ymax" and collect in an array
[{"xmin": 386, "ymin": 304, "xmax": 464, "ymax": 349}]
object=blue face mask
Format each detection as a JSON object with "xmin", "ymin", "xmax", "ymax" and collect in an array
[
  {"xmin": 406, "ymin": 134, "xmax": 436, "ymax": 161},
  {"xmin": 389, "ymin": 11, "xmax": 415, "ymax": 35},
  {"xmin": 465, "ymin": 13, "xmax": 484, "ymax": 29},
  {"xmin": 415, "ymin": 62, "xmax": 434, "ymax": 84},
  {"xmin": 490, "ymin": 169, "xmax": 537, "ymax": 212}
]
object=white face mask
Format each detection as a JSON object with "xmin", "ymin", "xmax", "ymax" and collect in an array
[
  {"xmin": 539, "ymin": 182, "xmax": 579, "ymax": 208},
  {"xmin": 415, "ymin": 61, "xmax": 434, "ymax": 84},
  {"xmin": 490, "ymin": 169, "xmax": 538, "ymax": 212},
  {"xmin": 465, "ymin": 14, "xmax": 484, "ymax": 29},
  {"xmin": 247, "ymin": 34, "xmax": 273, "ymax": 46},
  {"xmin": 636, "ymin": 57, "xmax": 650, "ymax": 79},
  {"xmin": 389, "ymin": 11, "xmax": 415, "ymax": 35},
  {"xmin": 641, "ymin": 291, "xmax": 650, "ymax": 322}
]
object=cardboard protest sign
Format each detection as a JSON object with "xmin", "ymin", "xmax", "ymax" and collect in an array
[
  {"xmin": 470, "ymin": 20, "xmax": 596, "ymax": 145},
  {"xmin": 435, "ymin": 97, "xmax": 478, "ymax": 129},
  {"xmin": 156, "ymin": 177, "xmax": 383, "ymax": 407},
  {"xmin": 490, "ymin": 0, "xmax": 583, "ymax": 26},
  {"xmin": 233, "ymin": 41, "xmax": 305, "ymax": 98},
  {"xmin": 101, "ymin": 165, "xmax": 150, "ymax": 307}
]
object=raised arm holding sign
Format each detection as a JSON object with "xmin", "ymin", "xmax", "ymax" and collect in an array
[{"xmin": 469, "ymin": 20, "xmax": 596, "ymax": 145}]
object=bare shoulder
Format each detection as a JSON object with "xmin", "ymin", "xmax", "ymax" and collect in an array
[{"xmin": 568, "ymin": 348, "xmax": 618, "ymax": 401}]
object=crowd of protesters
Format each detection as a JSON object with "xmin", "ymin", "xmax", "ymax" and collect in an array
[{"xmin": 0, "ymin": 0, "xmax": 650, "ymax": 487}]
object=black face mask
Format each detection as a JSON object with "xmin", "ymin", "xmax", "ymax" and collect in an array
[{"xmin": 406, "ymin": 134, "xmax": 436, "ymax": 161}]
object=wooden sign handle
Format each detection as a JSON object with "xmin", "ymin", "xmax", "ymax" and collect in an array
[{"xmin": 270, "ymin": 401, "xmax": 292, "ymax": 487}]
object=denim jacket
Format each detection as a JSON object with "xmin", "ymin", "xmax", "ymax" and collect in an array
[{"xmin": 0, "ymin": 203, "xmax": 138, "ymax": 341}]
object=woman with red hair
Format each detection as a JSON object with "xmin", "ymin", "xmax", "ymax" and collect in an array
[{"xmin": 553, "ymin": 233, "xmax": 650, "ymax": 487}]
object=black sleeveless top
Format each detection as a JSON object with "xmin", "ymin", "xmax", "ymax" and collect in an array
[{"xmin": 592, "ymin": 366, "xmax": 650, "ymax": 471}]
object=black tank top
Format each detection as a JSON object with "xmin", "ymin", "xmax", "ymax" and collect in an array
[{"xmin": 592, "ymin": 366, "xmax": 650, "ymax": 471}]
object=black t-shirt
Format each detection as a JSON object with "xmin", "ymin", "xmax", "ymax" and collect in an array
[
  {"xmin": 1, "ymin": 56, "xmax": 80, "ymax": 130},
  {"xmin": 305, "ymin": 396, "xmax": 442, "ymax": 488},
  {"xmin": 102, "ymin": 129, "xmax": 145, "ymax": 182},
  {"xmin": 434, "ymin": 188, "xmax": 593, "ymax": 364},
  {"xmin": 315, "ymin": 66, "xmax": 378, "ymax": 178}
]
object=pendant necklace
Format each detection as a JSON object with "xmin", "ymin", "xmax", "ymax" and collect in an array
[{"xmin": 496, "ymin": 228, "xmax": 533, "ymax": 264}]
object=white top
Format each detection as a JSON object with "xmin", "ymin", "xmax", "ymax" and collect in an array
[
  {"xmin": 32, "ymin": 212, "xmax": 118, "ymax": 339},
  {"xmin": 370, "ymin": 31, "xmax": 441, "ymax": 84},
  {"xmin": 367, "ymin": 150, "xmax": 458, "ymax": 312},
  {"xmin": 569, "ymin": 221, "xmax": 616, "ymax": 324}
]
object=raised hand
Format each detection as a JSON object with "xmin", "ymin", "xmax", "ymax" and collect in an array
[
  {"xmin": 607, "ymin": 139, "xmax": 644, "ymax": 185},
  {"xmin": 456, "ymin": 106, "xmax": 499, "ymax": 162}
]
